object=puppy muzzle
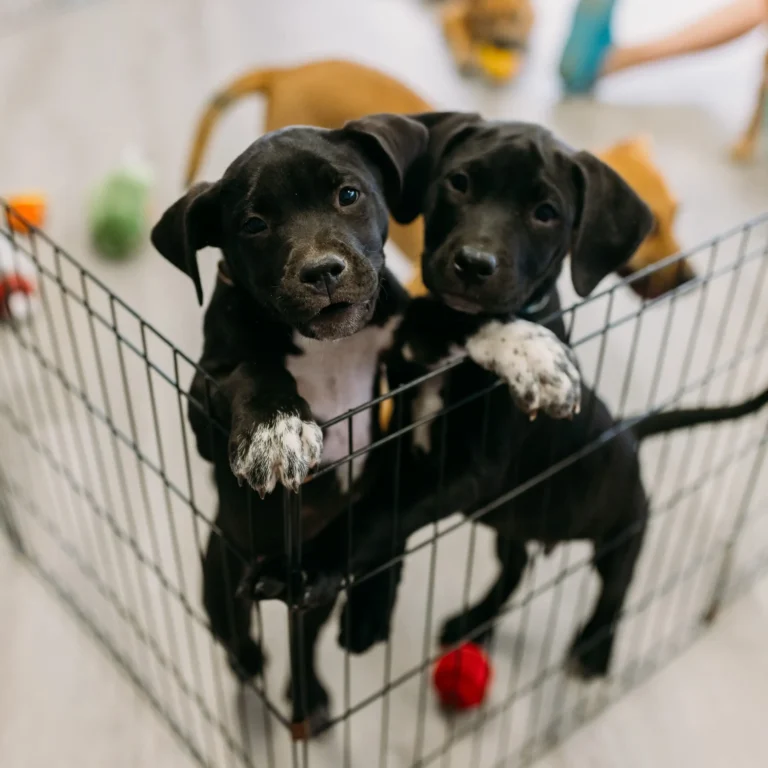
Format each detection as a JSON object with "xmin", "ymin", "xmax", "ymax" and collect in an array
[
  {"xmin": 280, "ymin": 252, "xmax": 381, "ymax": 339},
  {"xmin": 424, "ymin": 245, "xmax": 531, "ymax": 316}
]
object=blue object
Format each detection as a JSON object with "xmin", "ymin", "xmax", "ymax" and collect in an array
[{"xmin": 559, "ymin": 0, "xmax": 616, "ymax": 94}]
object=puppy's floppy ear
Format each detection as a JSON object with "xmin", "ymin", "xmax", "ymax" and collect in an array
[
  {"xmin": 569, "ymin": 150, "xmax": 654, "ymax": 297},
  {"xmin": 398, "ymin": 112, "xmax": 483, "ymax": 220},
  {"xmin": 150, "ymin": 181, "xmax": 222, "ymax": 305},
  {"xmin": 415, "ymin": 111, "xmax": 483, "ymax": 162},
  {"xmin": 342, "ymin": 114, "xmax": 429, "ymax": 224}
]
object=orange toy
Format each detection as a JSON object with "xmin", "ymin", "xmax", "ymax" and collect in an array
[{"xmin": 6, "ymin": 194, "xmax": 47, "ymax": 235}]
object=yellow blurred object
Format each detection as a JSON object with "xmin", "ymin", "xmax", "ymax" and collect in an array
[
  {"xmin": 477, "ymin": 44, "xmax": 520, "ymax": 82},
  {"xmin": 442, "ymin": 0, "xmax": 533, "ymax": 83},
  {"xmin": 378, "ymin": 365, "xmax": 393, "ymax": 432},
  {"xmin": 6, "ymin": 193, "xmax": 46, "ymax": 234}
]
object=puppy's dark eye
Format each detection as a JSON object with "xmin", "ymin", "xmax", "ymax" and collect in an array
[
  {"xmin": 533, "ymin": 203, "xmax": 559, "ymax": 224},
  {"xmin": 338, "ymin": 187, "xmax": 360, "ymax": 206},
  {"xmin": 243, "ymin": 217, "xmax": 267, "ymax": 235},
  {"xmin": 448, "ymin": 172, "xmax": 469, "ymax": 194}
]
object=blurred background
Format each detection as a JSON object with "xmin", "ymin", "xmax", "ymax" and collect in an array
[
  {"xmin": 1, "ymin": 0, "xmax": 766, "ymax": 343},
  {"xmin": 1, "ymin": 1, "xmax": 767, "ymax": 767}
]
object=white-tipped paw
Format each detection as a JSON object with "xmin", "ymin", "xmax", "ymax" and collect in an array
[
  {"xmin": 230, "ymin": 413, "xmax": 323, "ymax": 497},
  {"xmin": 466, "ymin": 319, "xmax": 581, "ymax": 420}
]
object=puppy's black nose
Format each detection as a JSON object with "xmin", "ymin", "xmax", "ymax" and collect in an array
[
  {"xmin": 300, "ymin": 255, "xmax": 347, "ymax": 296},
  {"xmin": 454, "ymin": 247, "xmax": 498, "ymax": 282}
]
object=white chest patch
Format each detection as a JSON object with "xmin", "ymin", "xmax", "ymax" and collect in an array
[{"xmin": 286, "ymin": 319, "xmax": 399, "ymax": 489}]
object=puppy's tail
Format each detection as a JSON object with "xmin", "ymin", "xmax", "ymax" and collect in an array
[
  {"xmin": 184, "ymin": 68, "xmax": 280, "ymax": 187},
  {"xmin": 632, "ymin": 385, "xmax": 768, "ymax": 441}
]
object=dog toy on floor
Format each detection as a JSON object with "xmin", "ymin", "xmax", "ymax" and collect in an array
[
  {"xmin": 89, "ymin": 148, "xmax": 153, "ymax": 259},
  {"xmin": 0, "ymin": 237, "xmax": 37, "ymax": 322},
  {"xmin": 5, "ymin": 193, "xmax": 46, "ymax": 235},
  {"xmin": 442, "ymin": 0, "xmax": 534, "ymax": 84},
  {"xmin": 433, "ymin": 642, "xmax": 492, "ymax": 710}
]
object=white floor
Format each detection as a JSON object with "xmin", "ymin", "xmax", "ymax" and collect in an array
[{"xmin": 1, "ymin": 1, "xmax": 768, "ymax": 767}]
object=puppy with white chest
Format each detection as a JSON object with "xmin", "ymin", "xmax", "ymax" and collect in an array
[
  {"xmin": 151, "ymin": 115, "xmax": 426, "ymax": 733},
  {"xmin": 151, "ymin": 115, "xmax": 582, "ymax": 736}
]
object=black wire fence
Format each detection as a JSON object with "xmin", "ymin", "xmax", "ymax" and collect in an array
[{"xmin": 2, "ymin": 199, "xmax": 768, "ymax": 768}]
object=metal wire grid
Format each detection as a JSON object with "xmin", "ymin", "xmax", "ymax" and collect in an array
[{"xmin": 1, "ymin": 201, "xmax": 768, "ymax": 768}]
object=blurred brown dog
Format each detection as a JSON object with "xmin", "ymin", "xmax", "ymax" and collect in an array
[
  {"xmin": 597, "ymin": 137, "xmax": 693, "ymax": 299},
  {"xmin": 442, "ymin": 0, "xmax": 534, "ymax": 82},
  {"xmin": 185, "ymin": 59, "xmax": 692, "ymax": 299}
]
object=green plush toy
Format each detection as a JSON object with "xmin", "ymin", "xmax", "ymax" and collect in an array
[{"xmin": 90, "ymin": 148, "xmax": 153, "ymax": 259}]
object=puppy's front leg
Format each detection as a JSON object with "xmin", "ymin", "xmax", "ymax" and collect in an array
[
  {"xmin": 223, "ymin": 364, "xmax": 323, "ymax": 496},
  {"xmin": 466, "ymin": 319, "xmax": 581, "ymax": 420}
]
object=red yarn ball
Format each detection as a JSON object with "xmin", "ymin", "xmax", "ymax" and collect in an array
[{"xmin": 433, "ymin": 642, "xmax": 492, "ymax": 710}]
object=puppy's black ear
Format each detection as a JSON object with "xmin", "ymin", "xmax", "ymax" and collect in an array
[
  {"xmin": 569, "ymin": 150, "xmax": 654, "ymax": 297},
  {"xmin": 151, "ymin": 182, "xmax": 222, "ymax": 305},
  {"xmin": 399, "ymin": 112, "xmax": 483, "ymax": 221},
  {"xmin": 415, "ymin": 111, "xmax": 482, "ymax": 162},
  {"xmin": 342, "ymin": 114, "xmax": 429, "ymax": 224}
]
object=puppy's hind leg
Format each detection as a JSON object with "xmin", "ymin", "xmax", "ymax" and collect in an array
[
  {"xmin": 287, "ymin": 599, "xmax": 337, "ymax": 740},
  {"xmin": 202, "ymin": 530, "xmax": 265, "ymax": 681},
  {"xmin": 567, "ymin": 512, "xmax": 647, "ymax": 679},
  {"xmin": 440, "ymin": 537, "xmax": 529, "ymax": 648},
  {"xmin": 338, "ymin": 550, "xmax": 405, "ymax": 654}
]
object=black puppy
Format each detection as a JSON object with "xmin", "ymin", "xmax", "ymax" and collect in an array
[
  {"xmin": 249, "ymin": 115, "xmax": 768, "ymax": 683},
  {"xmin": 151, "ymin": 115, "xmax": 427, "ymax": 733},
  {"xmin": 151, "ymin": 116, "xmax": 581, "ymax": 736}
]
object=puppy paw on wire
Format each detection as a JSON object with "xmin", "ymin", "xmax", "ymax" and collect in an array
[
  {"xmin": 465, "ymin": 319, "xmax": 581, "ymax": 420},
  {"xmin": 229, "ymin": 412, "xmax": 323, "ymax": 497}
]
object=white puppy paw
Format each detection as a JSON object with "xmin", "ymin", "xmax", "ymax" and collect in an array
[
  {"xmin": 230, "ymin": 413, "xmax": 323, "ymax": 497},
  {"xmin": 466, "ymin": 319, "xmax": 581, "ymax": 419}
]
